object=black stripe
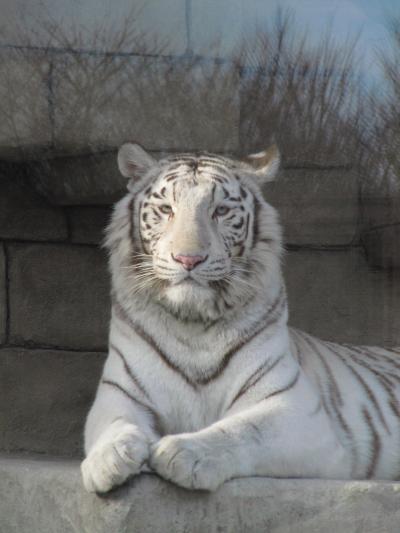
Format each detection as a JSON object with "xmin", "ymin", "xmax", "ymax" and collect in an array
[
  {"xmin": 298, "ymin": 333, "xmax": 356, "ymax": 468},
  {"xmin": 339, "ymin": 345, "xmax": 400, "ymax": 424},
  {"xmin": 349, "ymin": 344, "xmax": 400, "ymax": 373},
  {"xmin": 263, "ymin": 369, "xmax": 300, "ymax": 402},
  {"xmin": 211, "ymin": 183, "xmax": 216, "ymax": 204},
  {"xmin": 165, "ymin": 173, "xmax": 180, "ymax": 182},
  {"xmin": 112, "ymin": 290, "xmax": 285, "ymax": 389},
  {"xmin": 228, "ymin": 352, "xmax": 285, "ymax": 409},
  {"xmin": 362, "ymin": 406, "xmax": 381, "ymax": 478},
  {"xmin": 101, "ymin": 378, "xmax": 161, "ymax": 429},
  {"xmin": 304, "ymin": 335, "xmax": 343, "ymax": 407},
  {"xmin": 209, "ymin": 175, "xmax": 225, "ymax": 184},
  {"xmin": 252, "ymin": 197, "xmax": 261, "ymax": 248},
  {"xmin": 198, "ymin": 288, "xmax": 285, "ymax": 385},
  {"xmin": 258, "ymin": 238, "xmax": 273, "ymax": 246},
  {"xmin": 198, "ymin": 158, "xmax": 230, "ymax": 168},
  {"xmin": 222, "ymin": 186, "xmax": 230, "ymax": 198},
  {"xmin": 328, "ymin": 344, "xmax": 390, "ymax": 434},
  {"xmin": 151, "ymin": 208, "xmax": 161, "ymax": 220},
  {"xmin": 110, "ymin": 343, "xmax": 152, "ymax": 402},
  {"xmin": 112, "ymin": 299, "xmax": 197, "ymax": 388},
  {"xmin": 244, "ymin": 213, "xmax": 250, "ymax": 242},
  {"xmin": 137, "ymin": 201, "xmax": 150, "ymax": 255},
  {"xmin": 232, "ymin": 218, "xmax": 245, "ymax": 229},
  {"xmin": 165, "ymin": 156, "xmax": 197, "ymax": 163}
]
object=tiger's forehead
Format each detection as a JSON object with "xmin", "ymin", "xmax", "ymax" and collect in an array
[{"xmin": 154, "ymin": 153, "xmax": 238, "ymax": 190}]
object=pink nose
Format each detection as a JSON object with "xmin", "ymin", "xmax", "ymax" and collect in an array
[{"xmin": 172, "ymin": 254, "xmax": 207, "ymax": 270}]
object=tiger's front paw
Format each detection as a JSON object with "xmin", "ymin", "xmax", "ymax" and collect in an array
[
  {"xmin": 150, "ymin": 434, "xmax": 229, "ymax": 491},
  {"xmin": 81, "ymin": 424, "xmax": 149, "ymax": 493}
]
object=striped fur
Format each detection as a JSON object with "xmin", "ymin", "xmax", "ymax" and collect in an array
[{"xmin": 81, "ymin": 142, "xmax": 400, "ymax": 493}]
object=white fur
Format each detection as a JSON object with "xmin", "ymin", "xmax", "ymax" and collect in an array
[{"xmin": 81, "ymin": 145, "xmax": 400, "ymax": 493}]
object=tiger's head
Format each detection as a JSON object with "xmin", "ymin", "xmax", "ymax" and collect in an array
[{"xmin": 107, "ymin": 143, "xmax": 283, "ymax": 322}]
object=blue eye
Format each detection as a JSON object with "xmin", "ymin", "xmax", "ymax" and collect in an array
[
  {"xmin": 214, "ymin": 205, "xmax": 230, "ymax": 217},
  {"xmin": 159, "ymin": 205, "xmax": 173, "ymax": 215}
]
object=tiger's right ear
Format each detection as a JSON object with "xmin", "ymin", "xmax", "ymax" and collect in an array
[{"xmin": 117, "ymin": 142, "xmax": 157, "ymax": 180}]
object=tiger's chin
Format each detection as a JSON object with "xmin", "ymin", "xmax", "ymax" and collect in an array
[{"xmin": 157, "ymin": 279, "xmax": 221, "ymax": 322}]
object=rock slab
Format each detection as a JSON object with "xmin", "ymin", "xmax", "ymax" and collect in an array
[{"xmin": 1, "ymin": 456, "xmax": 400, "ymax": 533}]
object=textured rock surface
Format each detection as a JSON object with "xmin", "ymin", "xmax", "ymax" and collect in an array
[
  {"xmin": 0, "ymin": 168, "xmax": 68, "ymax": 241},
  {"xmin": 68, "ymin": 207, "xmax": 112, "ymax": 245},
  {"xmin": 361, "ymin": 224, "xmax": 400, "ymax": 270},
  {"xmin": 285, "ymin": 248, "xmax": 400, "ymax": 346},
  {"xmin": 0, "ymin": 49, "xmax": 51, "ymax": 157},
  {"xmin": 360, "ymin": 195, "xmax": 400, "ymax": 230},
  {"xmin": 31, "ymin": 152, "xmax": 126, "ymax": 206},
  {"xmin": 264, "ymin": 167, "xmax": 359, "ymax": 246},
  {"xmin": 53, "ymin": 55, "xmax": 240, "ymax": 153},
  {"xmin": 0, "ymin": 245, "xmax": 5, "ymax": 344},
  {"xmin": 1, "ymin": 456, "xmax": 400, "ymax": 533},
  {"xmin": 0, "ymin": 349, "xmax": 105, "ymax": 455},
  {"xmin": 8, "ymin": 244, "xmax": 110, "ymax": 350}
]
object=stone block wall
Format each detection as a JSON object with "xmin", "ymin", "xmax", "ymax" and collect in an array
[
  {"xmin": 0, "ymin": 0, "xmax": 399, "ymax": 462},
  {"xmin": 0, "ymin": 171, "xmax": 110, "ymax": 456},
  {"xmin": 0, "ymin": 159, "xmax": 399, "ymax": 458}
]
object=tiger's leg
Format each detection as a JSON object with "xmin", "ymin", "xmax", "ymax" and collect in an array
[
  {"xmin": 81, "ymin": 383, "xmax": 160, "ymax": 493},
  {"xmin": 150, "ymin": 380, "xmax": 351, "ymax": 490}
]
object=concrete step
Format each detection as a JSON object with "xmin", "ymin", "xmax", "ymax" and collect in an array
[{"xmin": 1, "ymin": 454, "xmax": 400, "ymax": 532}]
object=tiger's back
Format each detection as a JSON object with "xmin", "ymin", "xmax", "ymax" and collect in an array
[{"xmin": 291, "ymin": 328, "xmax": 400, "ymax": 479}]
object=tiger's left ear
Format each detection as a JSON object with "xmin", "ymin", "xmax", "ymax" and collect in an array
[{"xmin": 239, "ymin": 144, "xmax": 281, "ymax": 184}]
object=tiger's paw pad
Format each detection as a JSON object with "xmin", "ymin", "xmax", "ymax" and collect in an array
[
  {"xmin": 150, "ymin": 435, "xmax": 228, "ymax": 491},
  {"xmin": 81, "ymin": 425, "xmax": 149, "ymax": 493}
]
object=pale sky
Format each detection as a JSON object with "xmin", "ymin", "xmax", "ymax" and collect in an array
[{"xmin": 255, "ymin": 0, "xmax": 400, "ymax": 83}]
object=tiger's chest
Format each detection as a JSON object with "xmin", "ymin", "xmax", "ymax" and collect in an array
[{"xmin": 156, "ymin": 385, "xmax": 224, "ymax": 435}]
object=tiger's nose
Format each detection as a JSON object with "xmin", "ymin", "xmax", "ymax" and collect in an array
[{"xmin": 172, "ymin": 253, "xmax": 207, "ymax": 270}]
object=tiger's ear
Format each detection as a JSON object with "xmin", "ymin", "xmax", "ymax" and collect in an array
[
  {"xmin": 239, "ymin": 144, "xmax": 280, "ymax": 184},
  {"xmin": 117, "ymin": 142, "xmax": 157, "ymax": 180}
]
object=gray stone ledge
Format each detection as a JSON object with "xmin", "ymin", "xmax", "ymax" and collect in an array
[{"xmin": 1, "ymin": 455, "xmax": 400, "ymax": 533}]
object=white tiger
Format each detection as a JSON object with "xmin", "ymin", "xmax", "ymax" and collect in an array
[{"xmin": 81, "ymin": 142, "xmax": 400, "ymax": 493}]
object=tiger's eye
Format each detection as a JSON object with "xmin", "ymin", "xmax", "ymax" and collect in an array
[
  {"xmin": 214, "ymin": 205, "xmax": 230, "ymax": 217},
  {"xmin": 159, "ymin": 205, "xmax": 173, "ymax": 215}
]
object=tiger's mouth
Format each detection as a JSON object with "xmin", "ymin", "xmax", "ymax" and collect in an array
[{"xmin": 171, "ymin": 275, "xmax": 209, "ymax": 288}]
